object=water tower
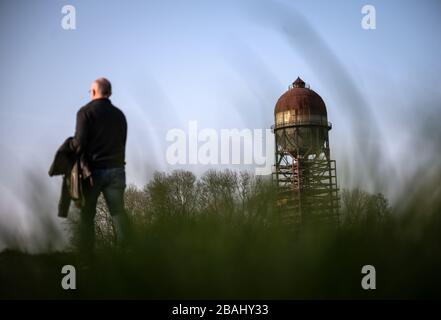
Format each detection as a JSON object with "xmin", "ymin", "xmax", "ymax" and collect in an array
[{"xmin": 272, "ymin": 77, "xmax": 339, "ymax": 224}]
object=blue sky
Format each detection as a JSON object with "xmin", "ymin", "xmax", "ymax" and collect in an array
[{"xmin": 0, "ymin": 0, "xmax": 440, "ymax": 251}]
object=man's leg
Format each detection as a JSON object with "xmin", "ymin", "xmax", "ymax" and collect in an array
[
  {"xmin": 79, "ymin": 178, "xmax": 101, "ymax": 256},
  {"xmin": 102, "ymin": 168, "xmax": 130, "ymax": 248}
]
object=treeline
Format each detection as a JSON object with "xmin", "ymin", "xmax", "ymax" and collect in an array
[
  {"xmin": 77, "ymin": 169, "xmax": 393, "ymax": 247},
  {"xmin": 30, "ymin": 169, "xmax": 441, "ymax": 298}
]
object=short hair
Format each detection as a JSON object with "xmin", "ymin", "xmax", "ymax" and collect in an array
[{"xmin": 94, "ymin": 77, "xmax": 112, "ymax": 97}]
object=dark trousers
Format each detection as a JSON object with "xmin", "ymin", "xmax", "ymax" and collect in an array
[{"xmin": 79, "ymin": 167, "xmax": 130, "ymax": 252}]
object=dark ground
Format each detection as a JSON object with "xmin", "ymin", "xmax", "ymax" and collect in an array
[{"xmin": 1, "ymin": 213, "xmax": 440, "ymax": 300}]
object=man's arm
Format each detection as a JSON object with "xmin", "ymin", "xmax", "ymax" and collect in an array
[{"xmin": 69, "ymin": 109, "xmax": 89, "ymax": 154}]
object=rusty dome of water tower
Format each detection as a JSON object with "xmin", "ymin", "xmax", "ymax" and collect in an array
[{"xmin": 274, "ymin": 77, "xmax": 327, "ymax": 116}]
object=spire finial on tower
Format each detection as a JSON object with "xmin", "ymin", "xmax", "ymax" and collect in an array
[{"xmin": 293, "ymin": 77, "xmax": 305, "ymax": 88}]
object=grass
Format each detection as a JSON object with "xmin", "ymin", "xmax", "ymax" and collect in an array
[
  {"xmin": 1, "ymin": 170, "xmax": 440, "ymax": 299},
  {"xmin": 1, "ymin": 212, "xmax": 441, "ymax": 299}
]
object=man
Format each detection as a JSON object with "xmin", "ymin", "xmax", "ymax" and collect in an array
[{"xmin": 70, "ymin": 78, "xmax": 129, "ymax": 253}]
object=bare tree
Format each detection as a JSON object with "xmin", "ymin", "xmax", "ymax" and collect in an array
[
  {"xmin": 198, "ymin": 169, "xmax": 238, "ymax": 219},
  {"xmin": 168, "ymin": 170, "xmax": 198, "ymax": 218},
  {"xmin": 146, "ymin": 170, "xmax": 198, "ymax": 219},
  {"xmin": 341, "ymin": 188, "xmax": 390, "ymax": 226},
  {"xmin": 125, "ymin": 184, "xmax": 151, "ymax": 230}
]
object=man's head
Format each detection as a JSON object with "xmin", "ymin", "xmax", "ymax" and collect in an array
[{"xmin": 90, "ymin": 77, "xmax": 112, "ymax": 100}]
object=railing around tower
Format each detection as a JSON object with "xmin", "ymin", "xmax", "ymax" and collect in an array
[{"xmin": 272, "ymin": 113, "xmax": 332, "ymax": 130}]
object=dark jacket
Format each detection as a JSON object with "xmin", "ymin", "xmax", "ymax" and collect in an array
[
  {"xmin": 49, "ymin": 137, "xmax": 91, "ymax": 218},
  {"xmin": 49, "ymin": 98, "xmax": 127, "ymax": 217},
  {"xmin": 72, "ymin": 98, "xmax": 127, "ymax": 169}
]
